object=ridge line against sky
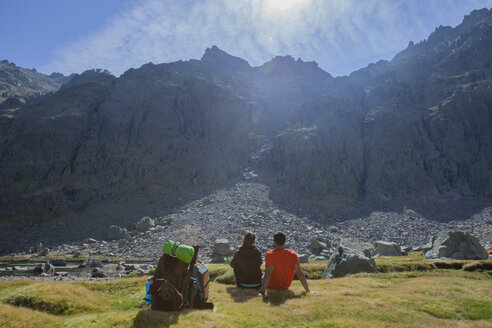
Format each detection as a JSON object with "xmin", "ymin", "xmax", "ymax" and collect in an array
[{"xmin": 2, "ymin": 0, "xmax": 492, "ymax": 77}]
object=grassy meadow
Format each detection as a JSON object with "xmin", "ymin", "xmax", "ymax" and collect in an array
[{"xmin": 0, "ymin": 253, "xmax": 491, "ymax": 328}]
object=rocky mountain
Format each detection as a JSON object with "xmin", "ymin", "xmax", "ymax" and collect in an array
[
  {"xmin": 0, "ymin": 60, "xmax": 72, "ymax": 108},
  {"xmin": 1, "ymin": 9, "xmax": 491, "ymax": 254},
  {"xmin": 260, "ymin": 8, "xmax": 492, "ymax": 220}
]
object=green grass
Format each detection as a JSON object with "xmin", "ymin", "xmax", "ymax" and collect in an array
[{"xmin": 1, "ymin": 255, "xmax": 491, "ymax": 327}]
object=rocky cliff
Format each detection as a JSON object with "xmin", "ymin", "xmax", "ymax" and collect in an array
[
  {"xmin": 261, "ymin": 8, "xmax": 492, "ymax": 220},
  {"xmin": 0, "ymin": 59, "xmax": 71, "ymax": 107},
  {"xmin": 1, "ymin": 9, "xmax": 491, "ymax": 254}
]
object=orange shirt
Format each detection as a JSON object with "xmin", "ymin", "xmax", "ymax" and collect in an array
[{"xmin": 265, "ymin": 248, "xmax": 299, "ymax": 290}]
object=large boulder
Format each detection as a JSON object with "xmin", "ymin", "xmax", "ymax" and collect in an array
[
  {"xmin": 135, "ymin": 217, "xmax": 155, "ymax": 231},
  {"xmin": 340, "ymin": 238, "xmax": 374, "ymax": 258},
  {"xmin": 211, "ymin": 238, "xmax": 231, "ymax": 263},
  {"xmin": 425, "ymin": 231, "xmax": 488, "ymax": 260},
  {"xmin": 33, "ymin": 262, "xmax": 55, "ymax": 276},
  {"xmin": 308, "ymin": 239, "xmax": 327, "ymax": 255},
  {"xmin": 49, "ymin": 259, "xmax": 67, "ymax": 267},
  {"xmin": 79, "ymin": 258, "xmax": 103, "ymax": 268},
  {"xmin": 91, "ymin": 267, "xmax": 107, "ymax": 278},
  {"xmin": 323, "ymin": 239, "xmax": 377, "ymax": 278},
  {"xmin": 107, "ymin": 225, "xmax": 128, "ymax": 240},
  {"xmin": 373, "ymin": 241, "xmax": 402, "ymax": 257}
]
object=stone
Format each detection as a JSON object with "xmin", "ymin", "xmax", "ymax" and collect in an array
[
  {"xmin": 55, "ymin": 272, "xmax": 69, "ymax": 277},
  {"xmin": 401, "ymin": 246, "xmax": 411, "ymax": 256},
  {"xmin": 212, "ymin": 238, "xmax": 231, "ymax": 257},
  {"xmin": 373, "ymin": 241, "xmax": 402, "ymax": 257},
  {"xmin": 72, "ymin": 251, "xmax": 81, "ymax": 259},
  {"xmin": 135, "ymin": 217, "xmax": 155, "ymax": 231},
  {"xmin": 49, "ymin": 259, "xmax": 67, "ymax": 267},
  {"xmin": 138, "ymin": 265, "xmax": 150, "ymax": 276},
  {"xmin": 124, "ymin": 264, "xmax": 137, "ymax": 271},
  {"xmin": 308, "ymin": 239, "xmax": 327, "ymax": 255},
  {"xmin": 340, "ymin": 238, "xmax": 374, "ymax": 258},
  {"xmin": 425, "ymin": 231, "xmax": 488, "ymax": 260},
  {"xmin": 298, "ymin": 253, "xmax": 309, "ymax": 263},
  {"xmin": 107, "ymin": 225, "xmax": 128, "ymax": 240},
  {"xmin": 91, "ymin": 267, "xmax": 106, "ymax": 278},
  {"xmin": 34, "ymin": 262, "xmax": 55, "ymax": 276},
  {"xmin": 12, "ymin": 266, "xmax": 28, "ymax": 271},
  {"xmin": 37, "ymin": 248, "xmax": 49, "ymax": 256},
  {"xmin": 323, "ymin": 239, "xmax": 377, "ymax": 278},
  {"xmin": 79, "ymin": 258, "xmax": 103, "ymax": 268}
]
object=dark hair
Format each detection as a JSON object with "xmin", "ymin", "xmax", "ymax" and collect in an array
[
  {"xmin": 242, "ymin": 230, "xmax": 256, "ymax": 247},
  {"xmin": 273, "ymin": 231, "xmax": 286, "ymax": 246}
]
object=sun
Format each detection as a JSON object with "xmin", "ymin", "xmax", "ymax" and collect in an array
[{"xmin": 264, "ymin": 0, "xmax": 309, "ymax": 11}]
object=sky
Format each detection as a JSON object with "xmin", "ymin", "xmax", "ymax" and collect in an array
[{"xmin": 1, "ymin": 0, "xmax": 491, "ymax": 77}]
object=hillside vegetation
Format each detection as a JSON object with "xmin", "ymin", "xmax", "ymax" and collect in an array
[{"xmin": 1, "ymin": 255, "xmax": 491, "ymax": 328}]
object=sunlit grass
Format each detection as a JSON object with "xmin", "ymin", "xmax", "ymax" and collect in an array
[{"xmin": 0, "ymin": 255, "xmax": 491, "ymax": 327}]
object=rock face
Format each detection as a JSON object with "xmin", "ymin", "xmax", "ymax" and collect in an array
[
  {"xmin": 373, "ymin": 241, "xmax": 402, "ymax": 257},
  {"xmin": 107, "ymin": 225, "xmax": 128, "ymax": 240},
  {"xmin": 0, "ymin": 59, "xmax": 71, "ymax": 104},
  {"xmin": 323, "ymin": 239, "xmax": 377, "ymax": 278},
  {"xmin": 424, "ymin": 231, "xmax": 488, "ymax": 260},
  {"xmin": 260, "ymin": 9, "xmax": 492, "ymax": 220},
  {"xmin": 135, "ymin": 217, "xmax": 155, "ymax": 231}
]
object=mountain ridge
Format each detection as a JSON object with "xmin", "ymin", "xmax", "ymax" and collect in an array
[{"xmin": 0, "ymin": 8, "xmax": 491, "ymax": 254}]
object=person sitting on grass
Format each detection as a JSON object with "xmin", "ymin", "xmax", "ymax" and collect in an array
[
  {"xmin": 259, "ymin": 231, "xmax": 312, "ymax": 296},
  {"xmin": 230, "ymin": 230, "xmax": 262, "ymax": 289}
]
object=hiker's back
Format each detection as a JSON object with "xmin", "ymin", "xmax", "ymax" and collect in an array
[{"xmin": 265, "ymin": 248, "xmax": 299, "ymax": 290}]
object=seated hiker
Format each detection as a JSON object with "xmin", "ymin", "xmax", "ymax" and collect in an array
[
  {"xmin": 259, "ymin": 231, "xmax": 311, "ymax": 296},
  {"xmin": 230, "ymin": 230, "xmax": 262, "ymax": 288}
]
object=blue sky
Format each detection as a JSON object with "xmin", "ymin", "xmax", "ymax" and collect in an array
[{"xmin": 1, "ymin": 0, "xmax": 491, "ymax": 77}]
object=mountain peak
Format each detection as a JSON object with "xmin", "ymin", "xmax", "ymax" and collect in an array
[{"xmin": 201, "ymin": 45, "xmax": 251, "ymax": 72}]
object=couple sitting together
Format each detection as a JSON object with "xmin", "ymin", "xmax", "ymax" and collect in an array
[{"xmin": 230, "ymin": 231, "xmax": 311, "ymax": 296}]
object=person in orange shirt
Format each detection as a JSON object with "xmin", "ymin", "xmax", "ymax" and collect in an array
[{"xmin": 259, "ymin": 231, "xmax": 311, "ymax": 296}]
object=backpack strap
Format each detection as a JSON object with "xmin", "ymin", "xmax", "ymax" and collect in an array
[{"xmin": 170, "ymin": 241, "xmax": 180, "ymax": 257}]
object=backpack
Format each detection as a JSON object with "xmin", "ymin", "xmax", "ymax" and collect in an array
[
  {"xmin": 189, "ymin": 264, "xmax": 213, "ymax": 309},
  {"xmin": 148, "ymin": 244, "xmax": 213, "ymax": 311}
]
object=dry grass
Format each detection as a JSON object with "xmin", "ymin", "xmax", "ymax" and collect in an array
[{"xmin": 0, "ymin": 257, "xmax": 491, "ymax": 327}]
